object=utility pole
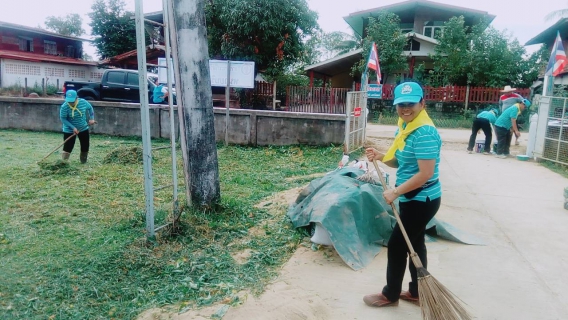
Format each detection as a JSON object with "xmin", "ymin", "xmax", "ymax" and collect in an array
[{"xmin": 169, "ymin": 0, "xmax": 220, "ymax": 206}]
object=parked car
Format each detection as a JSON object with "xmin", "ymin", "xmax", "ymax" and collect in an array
[{"xmin": 63, "ymin": 69, "xmax": 158, "ymax": 103}]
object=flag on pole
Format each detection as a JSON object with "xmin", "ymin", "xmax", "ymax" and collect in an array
[
  {"xmin": 546, "ymin": 31, "xmax": 567, "ymax": 77},
  {"xmin": 366, "ymin": 42, "xmax": 382, "ymax": 83}
]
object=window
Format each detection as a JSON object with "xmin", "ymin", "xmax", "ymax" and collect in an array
[
  {"xmin": 65, "ymin": 45, "xmax": 76, "ymax": 58},
  {"xmin": 399, "ymin": 23, "xmax": 414, "ymax": 34},
  {"xmin": 18, "ymin": 37, "xmax": 33, "ymax": 52},
  {"xmin": 107, "ymin": 71, "xmax": 125, "ymax": 84},
  {"xmin": 423, "ymin": 21, "xmax": 445, "ymax": 39},
  {"xmin": 44, "ymin": 40, "xmax": 57, "ymax": 55},
  {"xmin": 69, "ymin": 69, "xmax": 86, "ymax": 78},
  {"xmin": 404, "ymin": 39, "xmax": 421, "ymax": 51},
  {"xmin": 127, "ymin": 73, "xmax": 139, "ymax": 85}
]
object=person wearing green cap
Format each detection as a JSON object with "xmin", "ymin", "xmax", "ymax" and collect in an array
[
  {"xmin": 364, "ymin": 82, "xmax": 442, "ymax": 308},
  {"xmin": 467, "ymin": 108, "xmax": 499, "ymax": 154},
  {"xmin": 494, "ymin": 98, "xmax": 530, "ymax": 159},
  {"xmin": 60, "ymin": 90, "xmax": 95, "ymax": 163}
]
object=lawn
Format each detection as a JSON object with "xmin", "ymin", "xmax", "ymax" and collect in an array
[{"xmin": 0, "ymin": 129, "xmax": 342, "ymax": 319}]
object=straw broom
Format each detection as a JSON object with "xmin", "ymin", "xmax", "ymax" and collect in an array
[{"xmin": 369, "ymin": 159, "xmax": 472, "ymax": 320}]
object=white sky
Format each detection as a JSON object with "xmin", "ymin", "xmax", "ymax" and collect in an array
[{"xmin": 0, "ymin": 0, "xmax": 563, "ymax": 59}]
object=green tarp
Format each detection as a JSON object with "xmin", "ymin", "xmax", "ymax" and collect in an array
[{"xmin": 287, "ymin": 167, "xmax": 484, "ymax": 271}]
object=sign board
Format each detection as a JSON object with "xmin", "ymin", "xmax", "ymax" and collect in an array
[
  {"xmin": 157, "ymin": 58, "xmax": 255, "ymax": 89},
  {"xmin": 210, "ymin": 60, "xmax": 255, "ymax": 89},
  {"xmin": 354, "ymin": 107, "xmax": 362, "ymax": 117},
  {"xmin": 367, "ymin": 84, "xmax": 382, "ymax": 99}
]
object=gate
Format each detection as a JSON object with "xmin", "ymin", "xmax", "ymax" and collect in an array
[
  {"xmin": 344, "ymin": 91, "xmax": 368, "ymax": 154},
  {"xmin": 534, "ymin": 96, "xmax": 568, "ymax": 165}
]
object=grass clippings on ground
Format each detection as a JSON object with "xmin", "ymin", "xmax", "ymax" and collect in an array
[
  {"xmin": 0, "ymin": 129, "xmax": 340, "ymax": 320},
  {"xmin": 103, "ymin": 146, "xmax": 144, "ymax": 164}
]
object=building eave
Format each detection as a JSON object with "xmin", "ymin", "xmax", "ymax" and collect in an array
[
  {"xmin": 0, "ymin": 50, "xmax": 98, "ymax": 66},
  {"xmin": 0, "ymin": 21, "xmax": 92, "ymax": 42},
  {"xmin": 304, "ymin": 49, "xmax": 363, "ymax": 77},
  {"xmin": 525, "ymin": 18, "xmax": 568, "ymax": 45}
]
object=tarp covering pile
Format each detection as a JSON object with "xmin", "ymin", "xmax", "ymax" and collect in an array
[{"xmin": 287, "ymin": 167, "xmax": 483, "ymax": 270}]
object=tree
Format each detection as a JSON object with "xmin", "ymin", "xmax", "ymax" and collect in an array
[
  {"xmin": 88, "ymin": 0, "xmax": 137, "ymax": 59},
  {"xmin": 44, "ymin": 14, "xmax": 85, "ymax": 37},
  {"xmin": 318, "ymin": 31, "xmax": 361, "ymax": 60},
  {"xmin": 428, "ymin": 16, "xmax": 542, "ymax": 88},
  {"xmin": 205, "ymin": 0, "xmax": 319, "ymax": 77},
  {"xmin": 352, "ymin": 13, "xmax": 408, "ymax": 84}
]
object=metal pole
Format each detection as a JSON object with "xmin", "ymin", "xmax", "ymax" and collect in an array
[
  {"xmin": 166, "ymin": 0, "xmax": 192, "ymax": 206},
  {"xmin": 225, "ymin": 61, "xmax": 231, "ymax": 146},
  {"xmin": 163, "ymin": 0, "xmax": 178, "ymax": 212},
  {"xmin": 134, "ymin": 0, "xmax": 155, "ymax": 238}
]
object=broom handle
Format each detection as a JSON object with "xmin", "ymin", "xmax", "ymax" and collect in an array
[
  {"xmin": 38, "ymin": 133, "xmax": 77, "ymax": 163},
  {"xmin": 372, "ymin": 160, "xmax": 424, "ymax": 269}
]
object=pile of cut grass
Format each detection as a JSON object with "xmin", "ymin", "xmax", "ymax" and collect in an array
[
  {"xmin": 0, "ymin": 129, "xmax": 340, "ymax": 319},
  {"xmin": 103, "ymin": 146, "xmax": 144, "ymax": 164}
]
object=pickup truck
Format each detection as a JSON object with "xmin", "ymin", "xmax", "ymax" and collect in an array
[{"xmin": 63, "ymin": 69, "xmax": 157, "ymax": 103}]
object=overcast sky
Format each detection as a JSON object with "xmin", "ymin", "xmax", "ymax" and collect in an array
[{"xmin": 0, "ymin": 0, "xmax": 563, "ymax": 59}]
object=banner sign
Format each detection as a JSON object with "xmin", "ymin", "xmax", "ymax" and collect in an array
[{"xmin": 367, "ymin": 84, "xmax": 382, "ymax": 99}]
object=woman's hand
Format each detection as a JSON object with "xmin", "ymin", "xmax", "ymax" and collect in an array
[
  {"xmin": 88, "ymin": 120, "xmax": 96, "ymax": 125},
  {"xmin": 365, "ymin": 148, "xmax": 384, "ymax": 162},
  {"xmin": 383, "ymin": 189, "xmax": 398, "ymax": 205}
]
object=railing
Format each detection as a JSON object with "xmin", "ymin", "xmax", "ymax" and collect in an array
[
  {"xmin": 380, "ymin": 85, "xmax": 531, "ymax": 102},
  {"xmin": 285, "ymin": 86, "xmax": 350, "ymax": 114},
  {"xmin": 286, "ymin": 85, "xmax": 531, "ymax": 114}
]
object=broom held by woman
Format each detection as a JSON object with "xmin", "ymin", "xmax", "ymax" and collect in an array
[{"xmin": 363, "ymin": 82, "xmax": 442, "ymax": 308}]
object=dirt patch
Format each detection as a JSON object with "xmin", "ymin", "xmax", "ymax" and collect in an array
[
  {"xmin": 137, "ymin": 186, "xmax": 308, "ymax": 320},
  {"xmin": 285, "ymin": 173, "xmax": 325, "ymax": 182}
]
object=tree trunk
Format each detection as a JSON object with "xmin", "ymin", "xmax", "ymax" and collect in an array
[{"xmin": 170, "ymin": 0, "xmax": 220, "ymax": 207}]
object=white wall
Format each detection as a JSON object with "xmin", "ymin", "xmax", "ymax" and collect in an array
[{"xmin": 0, "ymin": 58, "xmax": 103, "ymax": 90}]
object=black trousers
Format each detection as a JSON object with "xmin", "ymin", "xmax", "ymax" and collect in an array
[
  {"xmin": 467, "ymin": 118, "xmax": 492, "ymax": 152},
  {"xmin": 495, "ymin": 125, "xmax": 512, "ymax": 156},
  {"xmin": 63, "ymin": 129, "xmax": 90, "ymax": 153},
  {"xmin": 382, "ymin": 197, "xmax": 441, "ymax": 301}
]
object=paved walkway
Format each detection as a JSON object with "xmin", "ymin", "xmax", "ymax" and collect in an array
[{"xmin": 174, "ymin": 124, "xmax": 568, "ymax": 320}]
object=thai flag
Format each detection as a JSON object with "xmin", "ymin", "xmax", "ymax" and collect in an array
[
  {"xmin": 366, "ymin": 43, "xmax": 382, "ymax": 83},
  {"xmin": 546, "ymin": 31, "xmax": 568, "ymax": 77}
]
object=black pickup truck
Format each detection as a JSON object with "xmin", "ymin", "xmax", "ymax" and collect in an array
[{"xmin": 63, "ymin": 69, "xmax": 157, "ymax": 103}]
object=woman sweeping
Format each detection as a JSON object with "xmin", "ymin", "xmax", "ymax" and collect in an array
[{"xmin": 364, "ymin": 82, "xmax": 442, "ymax": 308}]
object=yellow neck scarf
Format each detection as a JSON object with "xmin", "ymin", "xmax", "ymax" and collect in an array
[
  {"xmin": 383, "ymin": 109, "xmax": 435, "ymax": 162},
  {"xmin": 67, "ymin": 100, "xmax": 82, "ymax": 118}
]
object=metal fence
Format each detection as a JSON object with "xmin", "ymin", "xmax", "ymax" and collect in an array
[
  {"xmin": 344, "ymin": 91, "xmax": 367, "ymax": 154},
  {"xmin": 534, "ymin": 96, "xmax": 568, "ymax": 165}
]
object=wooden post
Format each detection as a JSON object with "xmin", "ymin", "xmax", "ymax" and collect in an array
[
  {"xmin": 225, "ymin": 61, "xmax": 231, "ymax": 146},
  {"xmin": 464, "ymin": 84, "xmax": 470, "ymax": 117},
  {"xmin": 170, "ymin": 0, "xmax": 220, "ymax": 206},
  {"xmin": 272, "ymin": 80, "xmax": 277, "ymax": 110}
]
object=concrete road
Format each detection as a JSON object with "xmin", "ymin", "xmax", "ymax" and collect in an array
[{"xmin": 172, "ymin": 124, "xmax": 568, "ymax": 320}]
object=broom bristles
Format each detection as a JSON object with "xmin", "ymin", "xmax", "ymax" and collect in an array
[{"xmin": 417, "ymin": 267, "xmax": 472, "ymax": 320}]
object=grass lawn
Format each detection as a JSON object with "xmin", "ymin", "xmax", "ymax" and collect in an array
[{"xmin": 0, "ymin": 129, "xmax": 343, "ymax": 319}]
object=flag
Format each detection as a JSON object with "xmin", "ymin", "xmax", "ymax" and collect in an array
[
  {"xmin": 546, "ymin": 31, "xmax": 567, "ymax": 77},
  {"xmin": 366, "ymin": 42, "xmax": 382, "ymax": 83}
]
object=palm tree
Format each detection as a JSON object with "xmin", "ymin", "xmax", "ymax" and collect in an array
[{"xmin": 545, "ymin": 4, "xmax": 568, "ymax": 21}]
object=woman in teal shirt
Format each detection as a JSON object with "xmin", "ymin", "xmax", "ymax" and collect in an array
[
  {"xmin": 363, "ymin": 82, "xmax": 442, "ymax": 308},
  {"xmin": 60, "ymin": 90, "xmax": 95, "ymax": 163}
]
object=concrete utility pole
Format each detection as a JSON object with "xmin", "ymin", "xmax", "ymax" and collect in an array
[{"xmin": 169, "ymin": 0, "xmax": 220, "ymax": 206}]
